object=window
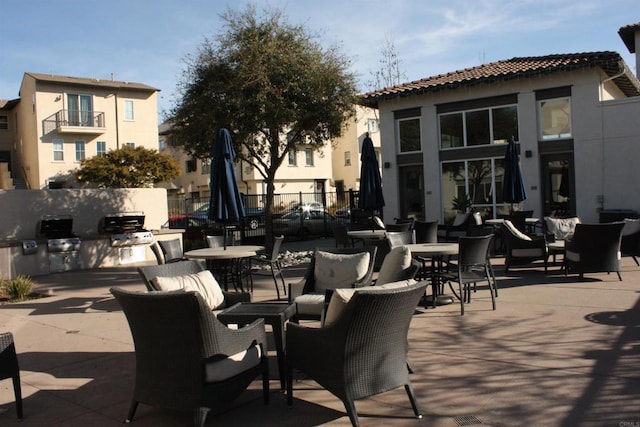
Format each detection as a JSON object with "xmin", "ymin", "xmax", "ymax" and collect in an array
[
  {"xmin": 539, "ymin": 97, "xmax": 571, "ymax": 140},
  {"xmin": 186, "ymin": 159, "xmax": 197, "ymax": 173},
  {"xmin": 344, "ymin": 151, "xmax": 351, "ymax": 166},
  {"xmin": 96, "ymin": 141, "xmax": 106, "ymax": 156},
  {"xmin": 398, "ymin": 118, "xmax": 421, "ymax": 152},
  {"xmin": 75, "ymin": 140, "xmax": 86, "ymax": 161},
  {"xmin": 124, "ymin": 100, "xmax": 134, "ymax": 120},
  {"xmin": 439, "ymin": 104, "xmax": 518, "ymax": 149},
  {"xmin": 0, "ymin": 115, "xmax": 8, "ymax": 130},
  {"xmin": 201, "ymin": 158, "xmax": 211, "ymax": 174},
  {"xmin": 305, "ymin": 148, "xmax": 314, "ymax": 166},
  {"xmin": 125, "ymin": 142, "xmax": 135, "ymax": 148},
  {"xmin": 367, "ymin": 118, "xmax": 379, "ymax": 133},
  {"xmin": 288, "ymin": 149, "xmax": 297, "ymax": 166},
  {"xmin": 67, "ymin": 94, "xmax": 93, "ymax": 126},
  {"xmin": 53, "ymin": 139, "xmax": 64, "ymax": 161}
]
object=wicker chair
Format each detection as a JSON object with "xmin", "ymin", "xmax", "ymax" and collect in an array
[
  {"xmin": 246, "ymin": 235, "xmax": 287, "ymax": 300},
  {"xmin": 288, "ymin": 246, "xmax": 377, "ymax": 322},
  {"xmin": 0, "ymin": 332, "xmax": 22, "ymax": 420},
  {"xmin": 620, "ymin": 219, "xmax": 640, "ymax": 266},
  {"xmin": 565, "ymin": 222, "xmax": 625, "ymax": 281},
  {"xmin": 502, "ymin": 220, "xmax": 549, "ymax": 272},
  {"xmin": 157, "ymin": 238, "xmax": 186, "ymax": 263},
  {"xmin": 111, "ymin": 287, "xmax": 269, "ymax": 427},
  {"xmin": 286, "ymin": 281, "xmax": 427, "ymax": 426},
  {"xmin": 137, "ymin": 260, "xmax": 250, "ymax": 308}
]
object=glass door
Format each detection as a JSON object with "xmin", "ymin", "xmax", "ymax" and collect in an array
[
  {"xmin": 540, "ymin": 153, "xmax": 575, "ymax": 217},
  {"xmin": 399, "ymin": 165, "xmax": 424, "ymax": 220}
]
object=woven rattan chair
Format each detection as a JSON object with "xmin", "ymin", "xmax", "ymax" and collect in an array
[
  {"xmin": 246, "ymin": 235, "xmax": 286, "ymax": 299},
  {"xmin": 286, "ymin": 281, "xmax": 427, "ymax": 426},
  {"xmin": 137, "ymin": 260, "xmax": 250, "ymax": 308},
  {"xmin": 111, "ymin": 287, "xmax": 269, "ymax": 427},
  {"xmin": 157, "ymin": 238, "xmax": 186, "ymax": 263},
  {"xmin": 0, "ymin": 332, "xmax": 22, "ymax": 420},
  {"xmin": 288, "ymin": 246, "xmax": 377, "ymax": 322},
  {"xmin": 502, "ymin": 220, "xmax": 549, "ymax": 272},
  {"xmin": 565, "ymin": 222, "xmax": 625, "ymax": 281}
]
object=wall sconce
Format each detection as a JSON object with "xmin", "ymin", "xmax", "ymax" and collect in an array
[
  {"xmin": 525, "ymin": 150, "xmax": 533, "ymax": 158},
  {"xmin": 383, "ymin": 162, "xmax": 391, "ymax": 169}
]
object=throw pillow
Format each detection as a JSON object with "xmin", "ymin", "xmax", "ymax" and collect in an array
[
  {"xmin": 377, "ymin": 246, "xmax": 413, "ymax": 285},
  {"xmin": 313, "ymin": 251, "xmax": 370, "ymax": 291},
  {"xmin": 544, "ymin": 217, "xmax": 581, "ymax": 240},
  {"xmin": 152, "ymin": 270, "xmax": 225, "ymax": 310}
]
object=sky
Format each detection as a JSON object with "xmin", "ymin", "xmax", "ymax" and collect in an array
[{"xmin": 1, "ymin": 0, "xmax": 638, "ymax": 118}]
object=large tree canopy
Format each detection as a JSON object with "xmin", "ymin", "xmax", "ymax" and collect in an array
[
  {"xmin": 75, "ymin": 146, "xmax": 181, "ymax": 188},
  {"xmin": 169, "ymin": 5, "xmax": 359, "ymax": 248}
]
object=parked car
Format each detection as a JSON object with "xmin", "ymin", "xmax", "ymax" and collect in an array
[
  {"xmin": 272, "ymin": 210, "xmax": 338, "ymax": 239},
  {"xmin": 334, "ymin": 206, "xmax": 351, "ymax": 218},
  {"xmin": 185, "ymin": 204, "xmax": 266, "ymax": 230},
  {"xmin": 291, "ymin": 202, "xmax": 326, "ymax": 212}
]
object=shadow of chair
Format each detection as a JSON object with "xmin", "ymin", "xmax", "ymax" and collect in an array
[
  {"xmin": 288, "ymin": 246, "xmax": 377, "ymax": 322},
  {"xmin": 110, "ymin": 287, "xmax": 269, "ymax": 427},
  {"xmin": 440, "ymin": 234, "xmax": 496, "ymax": 315},
  {"xmin": 0, "ymin": 332, "xmax": 23, "ymax": 420},
  {"xmin": 286, "ymin": 281, "xmax": 427, "ymax": 426},
  {"xmin": 137, "ymin": 260, "xmax": 250, "ymax": 308},
  {"xmin": 565, "ymin": 222, "xmax": 625, "ymax": 281},
  {"xmin": 246, "ymin": 235, "xmax": 286, "ymax": 300},
  {"xmin": 158, "ymin": 239, "xmax": 186, "ymax": 263},
  {"xmin": 502, "ymin": 220, "xmax": 549, "ymax": 273}
]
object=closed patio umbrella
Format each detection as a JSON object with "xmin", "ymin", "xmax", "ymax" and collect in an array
[
  {"xmin": 358, "ymin": 134, "xmax": 385, "ymax": 229},
  {"xmin": 502, "ymin": 137, "xmax": 526, "ymax": 212},
  {"xmin": 209, "ymin": 128, "xmax": 245, "ymax": 249}
]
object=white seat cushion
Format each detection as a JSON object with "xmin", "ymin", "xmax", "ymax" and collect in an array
[
  {"xmin": 313, "ymin": 251, "xmax": 370, "ymax": 291},
  {"xmin": 512, "ymin": 248, "xmax": 544, "ymax": 257},
  {"xmin": 323, "ymin": 279, "xmax": 417, "ymax": 326},
  {"xmin": 204, "ymin": 345, "xmax": 262, "ymax": 382},
  {"xmin": 504, "ymin": 220, "xmax": 532, "ymax": 241},
  {"xmin": 545, "ymin": 217, "xmax": 580, "ymax": 240},
  {"xmin": 293, "ymin": 292, "xmax": 325, "ymax": 316},
  {"xmin": 152, "ymin": 270, "xmax": 225, "ymax": 310},
  {"xmin": 377, "ymin": 246, "xmax": 413, "ymax": 285}
]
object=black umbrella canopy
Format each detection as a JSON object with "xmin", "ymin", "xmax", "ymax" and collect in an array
[
  {"xmin": 502, "ymin": 138, "xmax": 527, "ymax": 207},
  {"xmin": 358, "ymin": 135, "xmax": 385, "ymax": 211},
  {"xmin": 209, "ymin": 128, "xmax": 245, "ymax": 247}
]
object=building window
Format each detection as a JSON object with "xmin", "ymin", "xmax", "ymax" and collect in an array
[
  {"xmin": 539, "ymin": 97, "xmax": 571, "ymax": 140},
  {"xmin": 125, "ymin": 142, "xmax": 135, "ymax": 148},
  {"xmin": 441, "ymin": 158, "xmax": 507, "ymax": 222},
  {"xmin": 439, "ymin": 104, "xmax": 518, "ymax": 149},
  {"xmin": 398, "ymin": 117, "xmax": 421, "ymax": 152},
  {"xmin": 67, "ymin": 93, "xmax": 93, "ymax": 126},
  {"xmin": 305, "ymin": 148, "xmax": 314, "ymax": 166},
  {"xmin": 96, "ymin": 141, "xmax": 106, "ymax": 156},
  {"xmin": 288, "ymin": 149, "xmax": 297, "ymax": 166},
  {"xmin": 124, "ymin": 100, "xmax": 134, "ymax": 121},
  {"xmin": 53, "ymin": 139, "xmax": 64, "ymax": 161},
  {"xmin": 0, "ymin": 115, "xmax": 8, "ymax": 130},
  {"xmin": 201, "ymin": 158, "xmax": 211, "ymax": 174},
  {"xmin": 186, "ymin": 159, "xmax": 197, "ymax": 173},
  {"xmin": 344, "ymin": 151, "xmax": 351, "ymax": 166},
  {"xmin": 367, "ymin": 118, "xmax": 379, "ymax": 133},
  {"xmin": 75, "ymin": 140, "xmax": 86, "ymax": 161}
]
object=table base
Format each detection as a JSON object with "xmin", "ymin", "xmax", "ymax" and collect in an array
[{"xmin": 423, "ymin": 294, "xmax": 454, "ymax": 307}]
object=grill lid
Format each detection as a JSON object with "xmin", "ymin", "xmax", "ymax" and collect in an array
[
  {"xmin": 38, "ymin": 215, "xmax": 75, "ymax": 239},
  {"xmin": 100, "ymin": 212, "xmax": 146, "ymax": 234}
]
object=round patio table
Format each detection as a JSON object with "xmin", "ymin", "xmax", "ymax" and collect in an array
[
  {"xmin": 184, "ymin": 246, "xmax": 264, "ymax": 291},
  {"xmin": 405, "ymin": 243, "xmax": 459, "ymax": 307}
]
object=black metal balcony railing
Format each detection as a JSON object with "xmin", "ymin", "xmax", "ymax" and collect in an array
[{"xmin": 43, "ymin": 109, "xmax": 105, "ymax": 134}]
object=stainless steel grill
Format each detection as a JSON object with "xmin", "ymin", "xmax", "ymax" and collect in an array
[
  {"xmin": 37, "ymin": 215, "xmax": 81, "ymax": 272},
  {"xmin": 100, "ymin": 212, "xmax": 153, "ymax": 247}
]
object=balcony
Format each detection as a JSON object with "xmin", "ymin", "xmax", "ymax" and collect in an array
[{"xmin": 43, "ymin": 110, "xmax": 106, "ymax": 134}]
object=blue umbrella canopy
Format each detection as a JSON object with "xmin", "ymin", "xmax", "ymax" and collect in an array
[
  {"xmin": 502, "ymin": 138, "xmax": 527, "ymax": 205},
  {"xmin": 209, "ymin": 128, "xmax": 245, "ymax": 240},
  {"xmin": 358, "ymin": 135, "xmax": 385, "ymax": 211}
]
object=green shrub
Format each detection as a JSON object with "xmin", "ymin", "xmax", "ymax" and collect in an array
[{"xmin": 3, "ymin": 274, "xmax": 34, "ymax": 301}]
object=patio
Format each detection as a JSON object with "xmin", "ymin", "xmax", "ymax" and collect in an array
[{"xmin": 1, "ymin": 237, "xmax": 639, "ymax": 426}]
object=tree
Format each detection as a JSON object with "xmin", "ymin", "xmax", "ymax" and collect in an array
[
  {"xmin": 367, "ymin": 33, "xmax": 407, "ymax": 90},
  {"xmin": 170, "ymin": 5, "xmax": 359, "ymax": 250},
  {"xmin": 75, "ymin": 146, "xmax": 181, "ymax": 188}
]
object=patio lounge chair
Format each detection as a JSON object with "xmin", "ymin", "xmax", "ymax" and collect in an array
[
  {"xmin": 620, "ymin": 218, "xmax": 640, "ymax": 266},
  {"xmin": 564, "ymin": 222, "xmax": 625, "ymax": 281},
  {"xmin": 111, "ymin": 287, "xmax": 269, "ymax": 427},
  {"xmin": 502, "ymin": 220, "xmax": 549, "ymax": 272},
  {"xmin": 0, "ymin": 332, "xmax": 22, "ymax": 420},
  {"xmin": 286, "ymin": 280, "xmax": 427, "ymax": 426}
]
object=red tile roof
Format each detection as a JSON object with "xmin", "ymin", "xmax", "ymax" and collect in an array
[{"xmin": 361, "ymin": 52, "xmax": 640, "ymax": 107}]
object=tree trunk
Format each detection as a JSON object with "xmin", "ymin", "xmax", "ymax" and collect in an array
[{"xmin": 264, "ymin": 175, "xmax": 277, "ymax": 255}]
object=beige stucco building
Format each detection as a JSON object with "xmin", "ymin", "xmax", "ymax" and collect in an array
[
  {"xmin": 362, "ymin": 23, "xmax": 640, "ymax": 224},
  {"xmin": 0, "ymin": 72, "xmax": 159, "ymax": 190}
]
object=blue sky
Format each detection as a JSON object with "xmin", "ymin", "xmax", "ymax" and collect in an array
[{"xmin": 1, "ymin": 0, "xmax": 637, "ymax": 118}]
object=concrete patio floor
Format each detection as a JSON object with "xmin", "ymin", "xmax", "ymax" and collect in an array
[{"xmin": 1, "ymin": 236, "xmax": 639, "ymax": 426}]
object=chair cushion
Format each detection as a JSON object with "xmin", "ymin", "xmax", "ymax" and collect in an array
[
  {"xmin": 472, "ymin": 212, "xmax": 483, "ymax": 225},
  {"xmin": 204, "ymin": 344, "xmax": 262, "ymax": 382},
  {"xmin": 512, "ymin": 248, "xmax": 544, "ymax": 257},
  {"xmin": 373, "ymin": 216, "xmax": 386, "ymax": 230},
  {"xmin": 293, "ymin": 292, "xmax": 325, "ymax": 316},
  {"xmin": 324, "ymin": 279, "xmax": 417, "ymax": 326},
  {"xmin": 152, "ymin": 270, "xmax": 225, "ymax": 310},
  {"xmin": 452, "ymin": 213, "xmax": 469, "ymax": 227},
  {"xmin": 313, "ymin": 251, "xmax": 370, "ymax": 291},
  {"xmin": 545, "ymin": 217, "xmax": 580, "ymax": 240},
  {"xmin": 504, "ymin": 220, "xmax": 532, "ymax": 241},
  {"xmin": 376, "ymin": 246, "xmax": 413, "ymax": 285}
]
